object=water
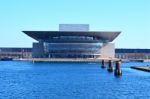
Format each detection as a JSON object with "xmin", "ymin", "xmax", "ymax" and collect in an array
[{"xmin": 0, "ymin": 61, "xmax": 150, "ymax": 99}]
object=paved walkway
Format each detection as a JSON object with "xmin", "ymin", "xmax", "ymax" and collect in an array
[{"xmin": 15, "ymin": 58, "xmax": 120, "ymax": 63}]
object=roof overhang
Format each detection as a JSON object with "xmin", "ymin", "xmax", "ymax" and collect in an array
[{"xmin": 23, "ymin": 31, "xmax": 121, "ymax": 42}]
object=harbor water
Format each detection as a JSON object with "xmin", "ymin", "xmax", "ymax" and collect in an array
[{"xmin": 0, "ymin": 61, "xmax": 150, "ymax": 99}]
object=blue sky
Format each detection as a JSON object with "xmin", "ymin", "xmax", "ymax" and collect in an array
[{"xmin": 0, "ymin": 0, "xmax": 150, "ymax": 48}]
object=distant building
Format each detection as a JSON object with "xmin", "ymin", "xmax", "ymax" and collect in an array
[
  {"xmin": 0, "ymin": 48, "xmax": 32, "ymax": 59},
  {"xmin": 115, "ymin": 49, "xmax": 150, "ymax": 59},
  {"xmin": 23, "ymin": 24, "xmax": 120, "ymax": 58}
]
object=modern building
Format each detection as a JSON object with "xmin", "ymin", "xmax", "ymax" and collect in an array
[{"xmin": 23, "ymin": 24, "xmax": 120, "ymax": 59}]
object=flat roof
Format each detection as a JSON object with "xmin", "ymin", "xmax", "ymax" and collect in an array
[{"xmin": 23, "ymin": 31, "xmax": 121, "ymax": 42}]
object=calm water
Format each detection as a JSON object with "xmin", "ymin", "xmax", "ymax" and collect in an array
[{"xmin": 0, "ymin": 61, "xmax": 150, "ymax": 99}]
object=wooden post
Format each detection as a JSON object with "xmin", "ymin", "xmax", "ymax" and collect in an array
[
  {"xmin": 101, "ymin": 60, "xmax": 105, "ymax": 68},
  {"xmin": 107, "ymin": 60, "xmax": 113, "ymax": 72},
  {"xmin": 114, "ymin": 60, "xmax": 122, "ymax": 76}
]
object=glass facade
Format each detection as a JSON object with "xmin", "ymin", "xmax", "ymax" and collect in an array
[
  {"xmin": 33, "ymin": 35, "xmax": 104, "ymax": 58},
  {"xmin": 44, "ymin": 43, "xmax": 102, "ymax": 58}
]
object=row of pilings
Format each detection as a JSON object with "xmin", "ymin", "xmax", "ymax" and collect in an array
[{"xmin": 101, "ymin": 60, "xmax": 122, "ymax": 76}]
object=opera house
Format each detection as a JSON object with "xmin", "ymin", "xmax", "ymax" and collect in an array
[{"xmin": 23, "ymin": 24, "xmax": 120, "ymax": 59}]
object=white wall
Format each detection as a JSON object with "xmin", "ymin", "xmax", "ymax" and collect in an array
[{"xmin": 100, "ymin": 43, "xmax": 115, "ymax": 58}]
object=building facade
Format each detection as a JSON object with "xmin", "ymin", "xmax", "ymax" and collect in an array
[
  {"xmin": 23, "ymin": 24, "xmax": 120, "ymax": 59},
  {"xmin": 115, "ymin": 49, "xmax": 150, "ymax": 60},
  {"xmin": 0, "ymin": 48, "xmax": 32, "ymax": 59}
]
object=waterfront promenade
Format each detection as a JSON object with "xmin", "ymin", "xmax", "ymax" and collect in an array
[{"xmin": 15, "ymin": 58, "xmax": 120, "ymax": 63}]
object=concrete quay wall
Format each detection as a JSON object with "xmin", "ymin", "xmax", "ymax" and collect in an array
[{"xmin": 15, "ymin": 58, "xmax": 120, "ymax": 63}]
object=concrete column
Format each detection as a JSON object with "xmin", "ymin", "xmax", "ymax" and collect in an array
[
  {"xmin": 114, "ymin": 61, "xmax": 122, "ymax": 76},
  {"xmin": 101, "ymin": 60, "xmax": 105, "ymax": 68},
  {"xmin": 107, "ymin": 60, "xmax": 113, "ymax": 72}
]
